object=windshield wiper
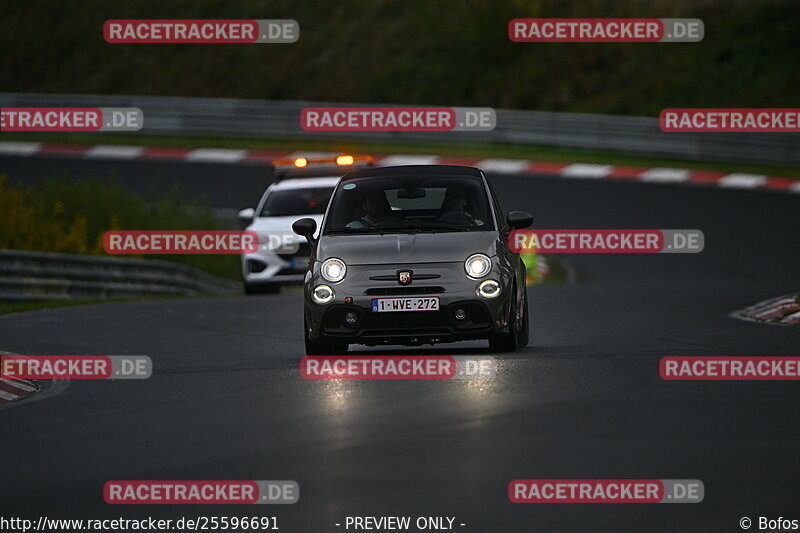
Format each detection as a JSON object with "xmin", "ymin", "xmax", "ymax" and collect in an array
[
  {"xmin": 325, "ymin": 227, "xmax": 377, "ymax": 234},
  {"xmin": 403, "ymin": 221, "xmax": 471, "ymax": 232},
  {"xmin": 326, "ymin": 222, "xmax": 474, "ymax": 235}
]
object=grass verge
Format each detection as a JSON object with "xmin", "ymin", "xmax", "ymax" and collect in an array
[{"xmin": 0, "ymin": 176, "xmax": 240, "ymax": 280}]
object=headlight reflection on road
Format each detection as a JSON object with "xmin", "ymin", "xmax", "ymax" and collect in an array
[
  {"xmin": 453, "ymin": 374, "xmax": 499, "ymax": 400},
  {"xmin": 449, "ymin": 356, "xmax": 506, "ymax": 410},
  {"xmin": 319, "ymin": 378, "xmax": 357, "ymax": 411},
  {"xmin": 309, "ymin": 355, "xmax": 508, "ymax": 412}
]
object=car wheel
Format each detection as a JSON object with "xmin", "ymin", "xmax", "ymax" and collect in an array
[
  {"xmin": 304, "ymin": 317, "xmax": 348, "ymax": 355},
  {"xmin": 489, "ymin": 284, "xmax": 528, "ymax": 352},
  {"xmin": 517, "ymin": 289, "xmax": 530, "ymax": 348},
  {"xmin": 244, "ymin": 283, "xmax": 280, "ymax": 295}
]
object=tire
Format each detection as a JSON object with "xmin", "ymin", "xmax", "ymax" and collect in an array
[
  {"xmin": 488, "ymin": 285, "xmax": 528, "ymax": 352},
  {"xmin": 244, "ymin": 283, "xmax": 280, "ymax": 295},
  {"xmin": 517, "ymin": 289, "xmax": 530, "ymax": 348},
  {"xmin": 304, "ymin": 316, "xmax": 348, "ymax": 355}
]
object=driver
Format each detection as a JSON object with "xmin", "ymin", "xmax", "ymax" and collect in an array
[
  {"xmin": 438, "ymin": 187, "xmax": 478, "ymax": 226},
  {"xmin": 346, "ymin": 190, "xmax": 396, "ymax": 228}
]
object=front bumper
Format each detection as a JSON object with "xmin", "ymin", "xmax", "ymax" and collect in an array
[
  {"xmin": 304, "ymin": 261, "xmax": 514, "ymax": 345},
  {"xmin": 241, "ymin": 243, "xmax": 310, "ymax": 286}
]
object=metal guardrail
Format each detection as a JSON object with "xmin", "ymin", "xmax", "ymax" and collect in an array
[
  {"xmin": 0, "ymin": 249, "xmax": 240, "ymax": 302},
  {"xmin": 1, "ymin": 93, "xmax": 799, "ymax": 165}
]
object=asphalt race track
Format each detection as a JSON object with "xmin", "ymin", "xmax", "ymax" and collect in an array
[{"xmin": 1, "ymin": 154, "xmax": 799, "ymax": 532}]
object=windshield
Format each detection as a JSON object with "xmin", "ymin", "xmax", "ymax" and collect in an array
[
  {"xmin": 324, "ymin": 174, "xmax": 494, "ymax": 234},
  {"xmin": 259, "ymin": 187, "xmax": 333, "ymax": 217}
]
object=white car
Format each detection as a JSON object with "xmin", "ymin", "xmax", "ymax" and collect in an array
[{"xmin": 239, "ymin": 155, "xmax": 372, "ymax": 294}]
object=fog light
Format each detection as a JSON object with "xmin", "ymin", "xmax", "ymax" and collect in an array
[
  {"xmin": 312, "ymin": 284, "xmax": 334, "ymax": 304},
  {"xmin": 454, "ymin": 308, "xmax": 467, "ymax": 320},
  {"xmin": 345, "ymin": 311, "xmax": 358, "ymax": 324},
  {"xmin": 477, "ymin": 280, "xmax": 501, "ymax": 299}
]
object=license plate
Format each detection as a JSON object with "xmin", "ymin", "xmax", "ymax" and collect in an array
[{"xmin": 371, "ymin": 296, "xmax": 440, "ymax": 313}]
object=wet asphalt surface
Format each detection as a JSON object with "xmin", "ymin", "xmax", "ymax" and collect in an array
[{"xmin": 1, "ymin": 154, "xmax": 799, "ymax": 532}]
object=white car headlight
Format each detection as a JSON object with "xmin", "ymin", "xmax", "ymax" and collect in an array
[
  {"xmin": 477, "ymin": 279, "xmax": 501, "ymax": 298},
  {"xmin": 465, "ymin": 253, "xmax": 491, "ymax": 278},
  {"xmin": 312, "ymin": 284, "xmax": 334, "ymax": 304},
  {"xmin": 321, "ymin": 258, "xmax": 346, "ymax": 283}
]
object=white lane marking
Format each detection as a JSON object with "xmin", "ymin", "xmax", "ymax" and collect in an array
[
  {"xmin": 754, "ymin": 306, "xmax": 798, "ymax": 320},
  {"xmin": 0, "ymin": 141, "xmax": 42, "ymax": 156},
  {"xmin": 0, "ymin": 351, "xmax": 57, "ymax": 410},
  {"xmin": 730, "ymin": 293, "xmax": 800, "ymax": 327},
  {"xmin": 560, "ymin": 163, "xmax": 613, "ymax": 179},
  {"xmin": 0, "ymin": 378, "xmax": 37, "ymax": 392},
  {"xmin": 378, "ymin": 154, "xmax": 439, "ymax": 166},
  {"xmin": 185, "ymin": 148, "xmax": 248, "ymax": 163},
  {"xmin": 0, "ymin": 375, "xmax": 69, "ymax": 410},
  {"xmin": 0, "ymin": 390, "xmax": 19, "ymax": 401},
  {"xmin": 718, "ymin": 173, "xmax": 767, "ymax": 188},
  {"xmin": 476, "ymin": 158, "xmax": 530, "ymax": 174},
  {"xmin": 752, "ymin": 297, "xmax": 797, "ymax": 314},
  {"xmin": 782, "ymin": 311, "xmax": 800, "ymax": 324},
  {"xmin": 85, "ymin": 145, "xmax": 145, "ymax": 159},
  {"xmin": 755, "ymin": 306, "xmax": 797, "ymax": 319},
  {"xmin": 640, "ymin": 168, "xmax": 691, "ymax": 182}
]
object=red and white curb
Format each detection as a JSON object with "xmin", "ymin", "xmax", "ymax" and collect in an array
[
  {"xmin": 0, "ymin": 352, "xmax": 39, "ymax": 404},
  {"xmin": 731, "ymin": 294, "xmax": 800, "ymax": 326},
  {"xmin": 1, "ymin": 141, "xmax": 799, "ymax": 194}
]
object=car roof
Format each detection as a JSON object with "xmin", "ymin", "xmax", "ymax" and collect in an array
[
  {"xmin": 270, "ymin": 176, "xmax": 340, "ymax": 190},
  {"xmin": 339, "ymin": 164, "xmax": 483, "ymax": 181}
]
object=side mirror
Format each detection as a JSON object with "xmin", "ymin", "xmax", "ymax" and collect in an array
[
  {"xmin": 506, "ymin": 211, "xmax": 533, "ymax": 229},
  {"xmin": 238, "ymin": 208, "xmax": 255, "ymax": 226},
  {"xmin": 292, "ymin": 217, "xmax": 318, "ymax": 241}
]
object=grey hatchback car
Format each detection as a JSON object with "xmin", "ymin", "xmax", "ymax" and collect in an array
[{"xmin": 292, "ymin": 165, "xmax": 533, "ymax": 355}]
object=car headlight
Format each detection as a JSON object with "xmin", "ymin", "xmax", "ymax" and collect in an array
[
  {"xmin": 321, "ymin": 257, "xmax": 346, "ymax": 283},
  {"xmin": 465, "ymin": 253, "xmax": 491, "ymax": 278},
  {"xmin": 477, "ymin": 280, "xmax": 501, "ymax": 298},
  {"xmin": 312, "ymin": 284, "xmax": 334, "ymax": 304}
]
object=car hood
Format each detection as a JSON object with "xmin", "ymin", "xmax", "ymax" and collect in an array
[{"xmin": 317, "ymin": 231, "xmax": 502, "ymax": 265}]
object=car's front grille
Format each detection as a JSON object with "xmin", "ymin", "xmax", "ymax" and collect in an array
[
  {"xmin": 247, "ymin": 260, "xmax": 266, "ymax": 273},
  {"xmin": 321, "ymin": 300, "xmax": 492, "ymax": 337},
  {"xmin": 365, "ymin": 286, "xmax": 444, "ymax": 296},
  {"xmin": 362, "ymin": 310, "xmax": 451, "ymax": 330}
]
